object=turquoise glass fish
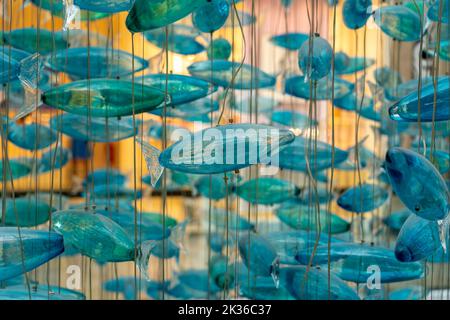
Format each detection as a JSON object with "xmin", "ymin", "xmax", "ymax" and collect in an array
[
  {"xmin": 238, "ymin": 233, "xmax": 279, "ymax": 280},
  {"xmin": 279, "ymin": 266, "xmax": 359, "ymax": 300},
  {"xmin": 159, "ymin": 123, "xmax": 295, "ymax": 174},
  {"xmin": 269, "ymin": 32, "xmax": 309, "ymax": 51},
  {"xmin": 188, "ymin": 60, "xmax": 276, "ymax": 89},
  {"xmin": 337, "ymin": 183, "xmax": 389, "ymax": 213},
  {"xmin": 7, "ymin": 122, "xmax": 57, "ymax": 150},
  {"xmin": 192, "ymin": 0, "xmax": 230, "ymax": 33},
  {"xmin": 335, "ymin": 56, "xmax": 375, "ymax": 75},
  {"xmin": 275, "ymin": 201, "xmax": 350, "ymax": 234},
  {"xmin": 385, "ymin": 77, "xmax": 433, "ymax": 101},
  {"xmin": 395, "ymin": 214, "xmax": 442, "ymax": 262},
  {"xmin": 103, "ymin": 277, "xmax": 147, "ymax": 300},
  {"xmin": 138, "ymin": 74, "xmax": 216, "ymax": 106},
  {"xmin": 84, "ymin": 168, "xmax": 126, "ymax": 187},
  {"xmin": 0, "ymin": 228, "xmax": 64, "ymax": 281},
  {"xmin": 0, "ymin": 51, "xmax": 42, "ymax": 88},
  {"xmin": 50, "ymin": 114, "xmax": 137, "ymax": 142},
  {"xmin": 389, "ymin": 76, "xmax": 450, "ymax": 122},
  {"xmin": 2, "ymin": 28, "xmax": 68, "ymax": 53},
  {"xmin": 177, "ymin": 269, "xmax": 222, "ymax": 294},
  {"xmin": 42, "ymin": 79, "xmax": 168, "ymax": 117},
  {"xmin": 150, "ymin": 96, "xmax": 219, "ymax": 119},
  {"xmin": 211, "ymin": 208, "xmax": 255, "ymax": 231},
  {"xmin": 209, "ymin": 255, "xmax": 235, "ymax": 290},
  {"xmin": 298, "ymin": 35, "xmax": 333, "ymax": 81},
  {"xmin": 0, "ymin": 160, "xmax": 31, "ymax": 179},
  {"xmin": 126, "ymin": 0, "xmax": 205, "ymax": 33},
  {"xmin": 373, "ymin": 5, "xmax": 422, "ymax": 42},
  {"xmin": 207, "ymin": 38, "xmax": 232, "ymax": 60},
  {"xmin": 1, "ymin": 198, "xmax": 54, "ymax": 227},
  {"xmin": 45, "ymin": 47, "xmax": 148, "ymax": 80},
  {"xmin": 342, "ymin": 0, "xmax": 373, "ymax": 30},
  {"xmin": 195, "ymin": 174, "xmax": 235, "ymax": 200},
  {"xmin": 84, "ymin": 184, "xmax": 142, "ymax": 200},
  {"xmin": 240, "ymin": 276, "xmax": 295, "ymax": 300},
  {"xmin": 271, "ymin": 110, "xmax": 316, "ymax": 129},
  {"xmin": 38, "ymin": 147, "xmax": 72, "ymax": 173},
  {"xmin": 144, "ymin": 25, "xmax": 205, "ymax": 55},
  {"xmin": 285, "ymin": 75, "xmax": 354, "ymax": 100},
  {"xmin": 385, "ymin": 147, "xmax": 449, "ymax": 220},
  {"xmin": 236, "ymin": 177, "xmax": 300, "ymax": 205}
]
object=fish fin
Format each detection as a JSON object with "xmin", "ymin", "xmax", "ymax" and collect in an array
[
  {"xmin": 62, "ymin": 0, "xmax": 81, "ymax": 31},
  {"xmin": 137, "ymin": 138, "xmax": 164, "ymax": 188},
  {"xmin": 18, "ymin": 53, "xmax": 43, "ymax": 91},
  {"xmin": 170, "ymin": 218, "xmax": 190, "ymax": 245},
  {"xmin": 437, "ymin": 217, "xmax": 450, "ymax": 253},
  {"xmin": 136, "ymin": 240, "xmax": 157, "ymax": 281},
  {"xmin": 12, "ymin": 87, "xmax": 42, "ymax": 121},
  {"xmin": 270, "ymin": 257, "xmax": 280, "ymax": 289}
]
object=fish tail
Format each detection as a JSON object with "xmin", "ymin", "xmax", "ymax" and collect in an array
[
  {"xmin": 270, "ymin": 257, "xmax": 280, "ymax": 289},
  {"xmin": 12, "ymin": 86, "xmax": 43, "ymax": 121},
  {"xmin": 136, "ymin": 240, "xmax": 157, "ymax": 281},
  {"xmin": 18, "ymin": 53, "xmax": 43, "ymax": 91},
  {"xmin": 62, "ymin": 0, "xmax": 81, "ymax": 31},
  {"xmin": 170, "ymin": 218, "xmax": 190, "ymax": 246},
  {"xmin": 437, "ymin": 216, "xmax": 450, "ymax": 253},
  {"xmin": 137, "ymin": 137, "xmax": 164, "ymax": 187}
]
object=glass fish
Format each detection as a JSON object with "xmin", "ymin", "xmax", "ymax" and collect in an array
[
  {"xmin": 236, "ymin": 177, "xmax": 300, "ymax": 205},
  {"xmin": 389, "ymin": 76, "xmax": 450, "ymax": 122},
  {"xmin": 177, "ymin": 270, "xmax": 222, "ymax": 294},
  {"xmin": 336, "ymin": 183, "xmax": 389, "ymax": 213},
  {"xmin": 374, "ymin": 67, "xmax": 403, "ymax": 89},
  {"xmin": 278, "ymin": 136, "xmax": 349, "ymax": 172},
  {"xmin": 97, "ymin": 209, "xmax": 171, "ymax": 241},
  {"xmin": 335, "ymin": 56, "xmax": 375, "ymax": 75},
  {"xmin": 7, "ymin": 122, "xmax": 57, "ymax": 150},
  {"xmin": 38, "ymin": 147, "xmax": 72, "ymax": 173},
  {"xmin": 83, "ymin": 168, "xmax": 127, "ymax": 187},
  {"xmin": 279, "ymin": 266, "xmax": 359, "ymax": 300},
  {"xmin": 1, "ymin": 198, "xmax": 54, "ymax": 227},
  {"xmin": 188, "ymin": 60, "xmax": 276, "ymax": 89},
  {"xmin": 275, "ymin": 201, "xmax": 350, "ymax": 234},
  {"xmin": 84, "ymin": 184, "xmax": 142, "ymax": 200},
  {"xmin": 159, "ymin": 123, "xmax": 295, "ymax": 174},
  {"xmin": 2, "ymin": 28, "xmax": 68, "ymax": 53},
  {"xmin": 103, "ymin": 277, "xmax": 147, "ymax": 300},
  {"xmin": 192, "ymin": 0, "xmax": 230, "ymax": 33},
  {"xmin": 143, "ymin": 25, "xmax": 205, "ymax": 55},
  {"xmin": 373, "ymin": 5, "xmax": 422, "ymax": 42},
  {"xmin": 195, "ymin": 174, "xmax": 235, "ymax": 200},
  {"xmin": 297, "ymin": 243, "xmax": 424, "ymax": 283},
  {"xmin": 50, "ymin": 114, "xmax": 137, "ymax": 142},
  {"xmin": 269, "ymin": 32, "xmax": 309, "ymax": 51},
  {"xmin": 42, "ymin": 79, "xmax": 168, "ymax": 117},
  {"xmin": 383, "ymin": 209, "xmax": 412, "ymax": 232},
  {"xmin": 266, "ymin": 230, "xmax": 344, "ymax": 265},
  {"xmin": 240, "ymin": 275, "xmax": 295, "ymax": 300},
  {"xmin": 0, "ymin": 159, "xmax": 31, "ymax": 180},
  {"xmin": 298, "ymin": 35, "xmax": 333, "ymax": 81},
  {"xmin": 395, "ymin": 214, "xmax": 442, "ymax": 262},
  {"xmin": 385, "ymin": 77, "xmax": 433, "ymax": 101},
  {"xmin": 285, "ymin": 75, "xmax": 354, "ymax": 100},
  {"xmin": 385, "ymin": 147, "xmax": 449, "ymax": 221},
  {"xmin": 210, "ymin": 233, "xmax": 234, "ymax": 253},
  {"xmin": 126, "ymin": 0, "xmax": 205, "ymax": 33},
  {"xmin": 271, "ymin": 110, "xmax": 316, "ymax": 129},
  {"xmin": 207, "ymin": 38, "xmax": 231, "ymax": 60},
  {"xmin": 52, "ymin": 209, "xmax": 135, "ymax": 263},
  {"xmin": 0, "ymin": 284, "xmax": 85, "ymax": 300},
  {"xmin": 230, "ymin": 90, "xmax": 280, "ymax": 114},
  {"xmin": 138, "ymin": 73, "xmax": 216, "ymax": 106},
  {"xmin": 211, "ymin": 208, "xmax": 255, "ymax": 231},
  {"xmin": 0, "ymin": 51, "xmax": 42, "ymax": 89},
  {"xmin": 45, "ymin": 47, "xmax": 148, "ymax": 80},
  {"xmin": 342, "ymin": 0, "xmax": 373, "ymax": 30},
  {"xmin": 74, "ymin": 0, "xmax": 133, "ymax": 13},
  {"xmin": 209, "ymin": 255, "xmax": 235, "ymax": 290},
  {"xmin": 333, "ymin": 92, "xmax": 374, "ymax": 112},
  {"xmin": 151, "ymin": 96, "xmax": 219, "ymax": 119},
  {"xmin": 29, "ymin": 0, "xmax": 110, "ymax": 21},
  {"xmin": 238, "ymin": 232, "xmax": 280, "ymax": 281},
  {"xmin": 0, "ymin": 227, "xmax": 64, "ymax": 281}
]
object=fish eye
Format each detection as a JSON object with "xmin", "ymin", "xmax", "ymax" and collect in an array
[{"xmin": 414, "ymin": 204, "xmax": 421, "ymax": 212}]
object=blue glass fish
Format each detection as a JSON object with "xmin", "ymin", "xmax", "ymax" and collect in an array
[
  {"xmin": 395, "ymin": 214, "xmax": 442, "ymax": 262},
  {"xmin": 279, "ymin": 266, "xmax": 359, "ymax": 300},
  {"xmin": 385, "ymin": 77, "xmax": 433, "ymax": 101},
  {"xmin": 269, "ymin": 33, "xmax": 309, "ymax": 51},
  {"xmin": 207, "ymin": 38, "xmax": 232, "ymax": 60},
  {"xmin": 0, "ymin": 51, "xmax": 42, "ymax": 89},
  {"xmin": 29, "ymin": 0, "xmax": 110, "ymax": 21},
  {"xmin": 138, "ymin": 73, "xmax": 216, "ymax": 106},
  {"xmin": 275, "ymin": 201, "xmax": 350, "ymax": 234},
  {"xmin": 383, "ymin": 209, "xmax": 412, "ymax": 232},
  {"xmin": 38, "ymin": 147, "xmax": 71, "ymax": 173},
  {"xmin": 236, "ymin": 177, "xmax": 300, "ymax": 205},
  {"xmin": 126, "ymin": 0, "xmax": 205, "ymax": 32},
  {"xmin": 0, "ymin": 159, "xmax": 31, "ymax": 179},
  {"xmin": 385, "ymin": 147, "xmax": 449, "ymax": 221},
  {"xmin": 84, "ymin": 168, "xmax": 126, "ymax": 187},
  {"xmin": 240, "ymin": 276, "xmax": 295, "ymax": 300},
  {"xmin": 177, "ymin": 269, "xmax": 222, "ymax": 294},
  {"xmin": 84, "ymin": 184, "xmax": 142, "ymax": 200},
  {"xmin": 238, "ymin": 232, "xmax": 279, "ymax": 280},
  {"xmin": 103, "ymin": 276, "xmax": 147, "ymax": 300},
  {"xmin": 188, "ymin": 60, "xmax": 276, "ymax": 89},
  {"xmin": 389, "ymin": 76, "xmax": 450, "ymax": 122},
  {"xmin": 45, "ymin": 47, "xmax": 148, "ymax": 80},
  {"xmin": 75, "ymin": 0, "xmax": 133, "ymax": 13},
  {"xmin": 295, "ymin": 243, "xmax": 424, "ymax": 283},
  {"xmin": 298, "ymin": 35, "xmax": 333, "ymax": 80},
  {"xmin": 192, "ymin": 0, "xmax": 230, "ymax": 33},
  {"xmin": 210, "ymin": 233, "xmax": 234, "ymax": 253},
  {"xmin": 211, "ymin": 208, "xmax": 255, "ymax": 231},
  {"xmin": 0, "ymin": 228, "xmax": 64, "ymax": 281},
  {"xmin": 335, "ymin": 56, "xmax": 375, "ymax": 75},
  {"xmin": 271, "ymin": 110, "xmax": 316, "ymax": 129},
  {"xmin": 144, "ymin": 25, "xmax": 205, "ymax": 55},
  {"xmin": 209, "ymin": 255, "xmax": 235, "ymax": 290},
  {"xmin": 337, "ymin": 184, "xmax": 389, "ymax": 213},
  {"xmin": 2, "ymin": 28, "xmax": 68, "ymax": 53},
  {"xmin": 1, "ymin": 198, "xmax": 54, "ymax": 227},
  {"xmin": 195, "ymin": 174, "xmax": 235, "ymax": 200},
  {"xmin": 333, "ymin": 92, "xmax": 374, "ymax": 112},
  {"xmin": 159, "ymin": 123, "xmax": 295, "ymax": 174},
  {"xmin": 373, "ymin": 5, "xmax": 422, "ymax": 42},
  {"xmin": 285, "ymin": 75, "xmax": 354, "ymax": 100},
  {"xmin": 151, "ymin": 96, "xmax": 219, "ymax": 119},
  {"xmin": 342, "ymin": 0, "xmax": 373, "ymax": 30},
  {"xmin": 7, "ymin": 122, "xmax": 57, "ymax": 150}
]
